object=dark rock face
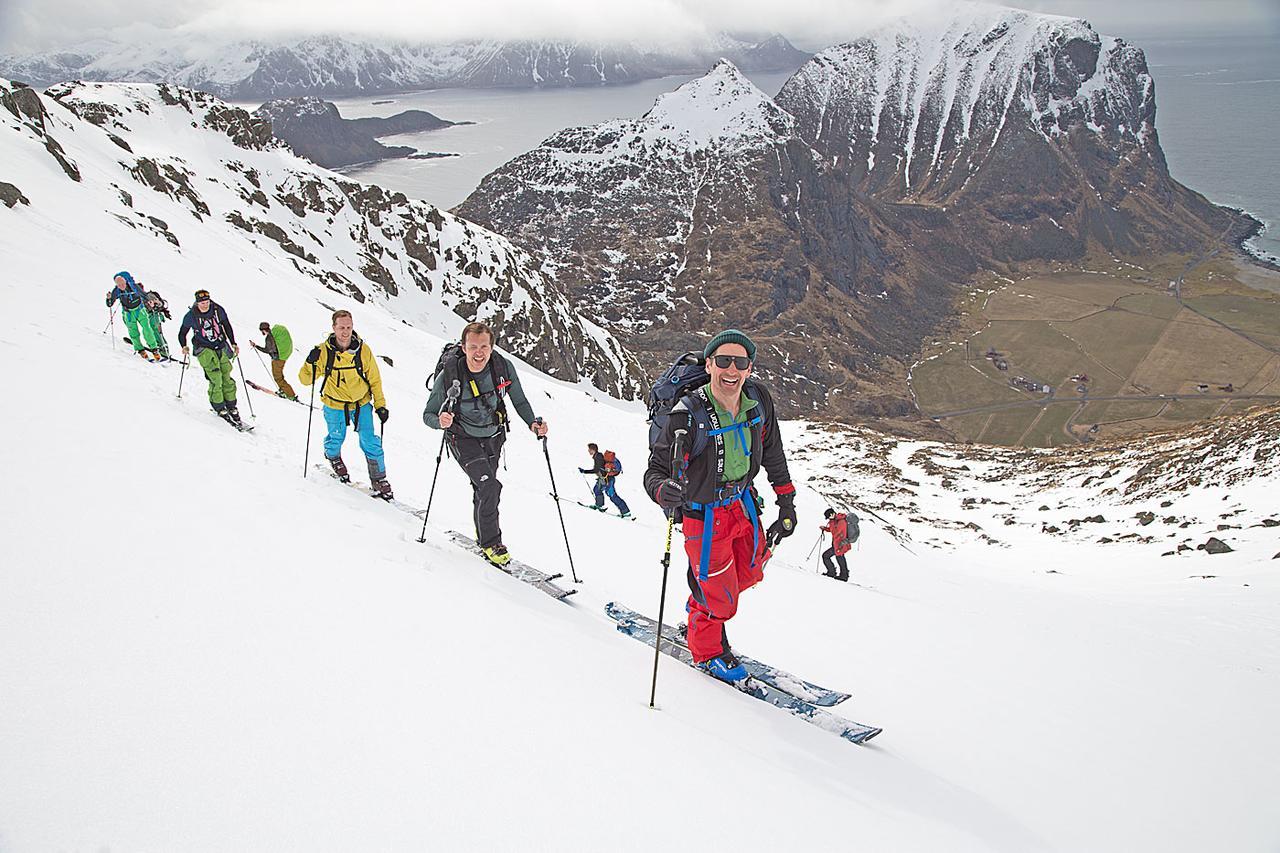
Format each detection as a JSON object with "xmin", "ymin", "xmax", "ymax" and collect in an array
[
  {"xmin": 773, "ymin": 10, "xmax": 1246, "ymax": 264},
  {"xmin": 0, "ymin": 181, "xmax": 29, "ymax": 207},
  {"xmin": 255, "ymin": 98, "xmax": 459, "ymax": 169},
  {"xmin": 0, "ymin": 33, "xmax": 810, "ymax": 99},
  {"xmin": 1199, "ymin": 537, "xmax": 1234, "ymax": 554}
]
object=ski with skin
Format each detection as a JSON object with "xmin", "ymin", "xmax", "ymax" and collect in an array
[
  {"xmin": 571, "ymin": 500, "xmax": 637, "ymax": 521},
  {"xmin": 315, "ymin": 464, "xmax": 421, "ymax": 515},
  {"xmin": 214, "ymin": 410, "xmax": 253, "ymax": 432},
  {"xmin": 246, "ymin": 379, "xmax": 309, "ymax": 406},
  {"xmin": 605, "ymin": 603, "xmax": 879, "ymax": 744},
  {"xmin": 619, "ymin": 605, "xmax": 849, "ymax": 706},
  {"xmin": 446, "ymin": 531, "xmax": 577, "ymax": 602}
]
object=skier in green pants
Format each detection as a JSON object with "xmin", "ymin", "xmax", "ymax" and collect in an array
[
  {"xmin": 178, "ymin": 289, "xmax": 244, "ymax": 429},
  {"xmin": 106, "ymin": 271, "xmax": 161, "ymax": 361}
]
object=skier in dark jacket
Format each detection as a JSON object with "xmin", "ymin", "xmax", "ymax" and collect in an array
[
  {"xmin": 645, "ymin": 329, "xmax": 796, "ymax": 683},
  {"xmin": 178, "ymin": 289, "xmax": 242, "ymax": 427},
  {"xmin": 579, "ymin": 443, "xmax": 631, "ymax": 517},
  {"xmin": 423, "ymin": 321, "xmax": 548, "ymax": 566}
]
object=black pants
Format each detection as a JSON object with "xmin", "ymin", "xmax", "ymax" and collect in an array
[
  {"xmin": 449, "ymin": 432, "xmax": 506, "ymax": 548},
  {"xmin": 822, "ymin": 547, "xmax": 848, "ymax": 581}
]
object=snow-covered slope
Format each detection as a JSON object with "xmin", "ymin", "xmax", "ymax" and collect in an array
[
  {"xmin": 0, "ymin": 32, "xmax": 809, "ymax": 99},
  {"xmin": 0, "ymin": 78, "xmax": 639, "ymax": 395},
  {"xmin": 3, "ymin": 153, "xmax": 1279, "ymax": 848}
]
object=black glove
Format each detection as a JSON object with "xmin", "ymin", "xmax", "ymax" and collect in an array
[
  {"xmin": 376, "ymin": 407, "xmax": 389, "ymax": 424},
  {"xmin": 766, "ymin": 493, "xmax": 797, "ymax": 547},
  {"xmin": 105, "ymin": 293, "xmax": 113, "ymax": 307},
  {"xmin": 655, "ymin": 478, "xmax": 685, "ymax": 510},
  {"xmin": 306, "ymin": 346, "xmax": 321, "ymax": 364}
]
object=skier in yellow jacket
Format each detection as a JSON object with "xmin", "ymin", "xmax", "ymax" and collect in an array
[{"xmin": 299, "ymin": 309, "xmax": 393, "ymax": 499}]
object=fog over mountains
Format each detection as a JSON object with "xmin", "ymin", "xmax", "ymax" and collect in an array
[{"xmin": 0, "ymin": 31, "xmax": 809, "ymax": 98}]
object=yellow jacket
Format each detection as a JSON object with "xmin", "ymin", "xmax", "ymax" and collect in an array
[{"xmin": 298, "ymin": 333, "xmax": 387, "ymax": 410}]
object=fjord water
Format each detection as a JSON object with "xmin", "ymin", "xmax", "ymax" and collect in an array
[
  {"xmin": 331, "ymin": 70, "xmax": 796, "ymax": 211},
  {"xmin": 332, "ymin": 37, "xmax": 1276, "ymax": 261},
  {"xmin": 1142, "ymin": 33, "xmax": 1280, "ymax": 262}
]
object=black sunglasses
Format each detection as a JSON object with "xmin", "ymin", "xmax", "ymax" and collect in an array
[{"xmin": 712, "ymin": 354, "xmax": 751, "ymax": 370}]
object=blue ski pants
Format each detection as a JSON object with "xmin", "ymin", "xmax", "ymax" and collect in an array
[
  {"xmin": 323, "ymin": 402, "xmax": 385, "ymax": 478},
  {"xmin": 593, "ymin": 478, "xmax": 630, "ymax": 514}
]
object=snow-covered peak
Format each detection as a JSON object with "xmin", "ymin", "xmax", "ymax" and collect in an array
[
  {"xmin": 640, "ymin": 59, "xmax": 793, "ymax": 149},
  {"xmin": 777, "ymin": 2, "xmax": 1157, "ymax": 196}
]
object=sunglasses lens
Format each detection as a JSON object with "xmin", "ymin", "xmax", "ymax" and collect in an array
[{"xmin": 714, "ymin": 355, "xmax": 750, "ymax": 369}]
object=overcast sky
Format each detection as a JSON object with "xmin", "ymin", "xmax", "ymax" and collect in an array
[{"xmin": 1, "ymin": 0, "xmax": 1276, "ymax": 54}]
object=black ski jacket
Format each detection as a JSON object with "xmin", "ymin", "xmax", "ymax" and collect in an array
[{"xmin": 644, "ymin": 381, "xmax": 794, "ymax": 516}]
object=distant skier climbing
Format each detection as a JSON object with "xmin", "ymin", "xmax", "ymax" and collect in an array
[
  {"xmin": 579, "ymin": 442, "xmax": 631, "ymax": 518},
  {"xmin": 645, "ymin": 329, "xmax": 797, "ymax": 684},
  {"xmin": 299, "ymin": 310, "xmax": 393, "ymax": 499},
  {"xmin": 106, "ymin": 271, "xmax": 162, "ymax": 361},
  {"xmin": 422, "ymin": 321, "xmax": 548, "ymax": 567},
  {"xmin": 819, "ymin": 508, "xmax": 859, "ymax": 582},
  {"xmin": 178, "ymin": 289, "xmax": 244, "ymax": 429},
  {"xmin": 252, "ymin": 321, "xmax": 297, "ymax": 400}
]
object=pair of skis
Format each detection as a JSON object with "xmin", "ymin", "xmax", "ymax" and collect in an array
[
  {"xmin": 571, "ymin": 500, "xmax": 635, "ymax": 521},
  {"xmin": 318, "ymin": 467, "xmax": 578, "ymax": 602},
  {"xmin": 606, "ymin": 603, "xmax": 881, "ymax": 745}
]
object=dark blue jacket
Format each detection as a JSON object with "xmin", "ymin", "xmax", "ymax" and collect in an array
[
  {"xmin": 178, "ymin": 301, "xmax": 236, "ymax": 353},
  {"xmin": 106, "ymin": 271, "xmax": 145, "ymax": 310}
]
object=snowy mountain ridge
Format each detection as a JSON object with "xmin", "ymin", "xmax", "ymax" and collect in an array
[
  {"xmin": 776, "ymin": 4, "xmax": 1160, "ymax": 197},
  {"xmin": 0, "ymin": 78, "xmax": 640, "ymax": 395},
  {"xmin": 0, "ymin": 31, "xmax": 809, "ymax": 99}
]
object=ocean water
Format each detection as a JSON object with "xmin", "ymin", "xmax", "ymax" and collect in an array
[
  {"xmin": 1140, "ymin": 33, "xmax": 1280, "ymax": 263},
  {"xmin": 330, "ymin": 70, "xmax": 796, "ymax": 211},
  {"xmin": 332, "ymin": 37, "xmax": 1278, "ymax": 262}
]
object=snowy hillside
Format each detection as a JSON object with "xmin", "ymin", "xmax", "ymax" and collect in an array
[
  {"xmin": 0, "ymin": 78, "xmax": 639, "ymax": 396},
  {"xmin": 0, "ymin": 32, "xmax": 809, "ymax": 99},
  {"xmin": 4, "ymin": 156, "xmax": 1280, "ymax": 849}
]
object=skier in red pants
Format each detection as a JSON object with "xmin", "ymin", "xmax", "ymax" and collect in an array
[{"xmin": 646, "ymin": 330, "xmax": 796, "ymax": 682}]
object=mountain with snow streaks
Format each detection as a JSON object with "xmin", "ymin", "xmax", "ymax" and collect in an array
[
  {"xmin": 0, "ymin": 78, "xmax": 639, "ymax": 395},
  {"xmin": 775, "ymin": 5, "xmax": 1247, "ymax": 261},
  {"xmin": 0, "ymin": 33, "xmax": 809, "ymax": 99}
]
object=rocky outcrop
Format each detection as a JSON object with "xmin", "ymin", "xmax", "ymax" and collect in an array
[
  {"xmin": 254, "ymin": 97, "xmax": 461, "ymax": 169},
  {"xmin": 0, "ymin": 32, "xmax": 810, "ymax": 99}
]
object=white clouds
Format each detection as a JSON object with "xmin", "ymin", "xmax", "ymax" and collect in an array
[{"xmin": 2, "ymin": 0, "xmax": 1276, "ymax": 54}]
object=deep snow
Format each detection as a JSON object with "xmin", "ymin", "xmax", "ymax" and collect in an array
[{"xmin": 2, "ymin": 77, "xmax": 1279, "ymax": 853}]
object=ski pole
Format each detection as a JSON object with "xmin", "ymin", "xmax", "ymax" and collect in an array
[
  {"xmin": 807, "ymin": 532, "xmax": 822, "ymax": 560},
  {"xmin": 651, "ymin": 427, "xmax": 687, "ymax": 709},
  {"xmin": 418, "ymin": 381, "xmax": 461, "ymax": 543},
  {"xmin": 537, "ymin": 420, "xmax": 580, "ymax": 584},
  {"xmin": 106, "ymin": 305, "xmax": 116, "ymax": 350},
  {"xmin": 233, "ymin": 347, "xmax": 255, "ymax": 419},
  {"xmin": 177, "ymin": 357, "xmax": 189, "ymax": 398},
  {"xmin": 303, "ymin": 366, "xmax": 317, "ymax": 478},
  {"xmin": 252, "ymin": 343, "xmax": 272, "ymax": 380}
]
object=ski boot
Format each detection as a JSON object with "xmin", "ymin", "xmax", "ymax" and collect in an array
[
  {"xmin": 225, "ymin": 403, "xmax": 244, "ymax": 428},
  {"xmin": 701, "ymin": 650, "xmax": 749, "ymax": 684},
  {"xmin": 481, "ymin": 544, "xmax": 511, "ymax": 567},
  {"xmin": 327, "ymin": 455, "xmax": 350, "ymax": 483},
  {"xmin": 620, "ymin": 511, "xmax": 632, "ymax": 519},
  {"xmin": 371, "ymin": 477, "xmax": 394, "ymax": 501}
]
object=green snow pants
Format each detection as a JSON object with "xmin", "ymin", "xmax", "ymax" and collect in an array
[
  {"xmin": 123, "ymin": 305, "xmax": 159, "ymax": 352},
  {"xmin": 197, "ymin": 347, "xmax": 238, "ymax": 410}
]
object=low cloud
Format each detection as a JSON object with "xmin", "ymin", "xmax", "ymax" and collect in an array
[{"xmin": 3, "ymin": 0, "xmax": 1275, "ymax": 54}]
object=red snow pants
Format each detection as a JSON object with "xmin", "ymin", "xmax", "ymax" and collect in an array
[{"xmin": 682, "ymin": 498, "xmax": 771, "ymax": 663}]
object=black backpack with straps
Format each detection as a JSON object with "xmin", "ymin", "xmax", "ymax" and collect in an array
[
  {"xmin": 647, "ymin": 351, "xmax": 766, "ymax": 459},
  {"xmin": 427, "ymin": 343, "xmax": 512, "ymax": 432}
]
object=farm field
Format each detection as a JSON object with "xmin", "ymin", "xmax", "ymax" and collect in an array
[{"xmin": 912, "ymin": 268, "xmax": 1280, "ymax": 446}]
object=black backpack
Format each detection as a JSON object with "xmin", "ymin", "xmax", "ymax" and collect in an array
[
  {"xmin": 144, "ymin": 290, "xmax": 171, "ymax": 320},
  {"xmin": 647, "ymin": 351, "xmax": 764, "ymax": 458},
  {"xmin": 428, "ymin": 343, "xmax": 512, "ymax": 431}
]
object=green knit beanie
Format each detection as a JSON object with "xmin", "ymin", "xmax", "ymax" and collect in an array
[{"xmin": 703, "ymin": 329, "xmax": 756, "ymax": 361}]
